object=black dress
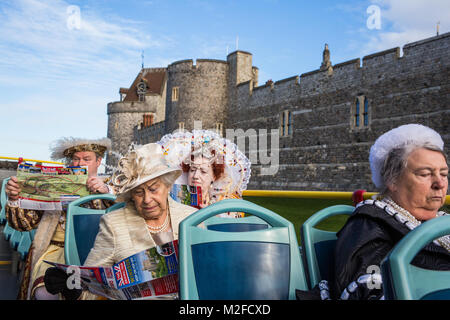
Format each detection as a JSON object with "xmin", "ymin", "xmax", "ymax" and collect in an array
[{"xmin": 297, "ymin": 200, "xmax": 450, "ymax": 300}]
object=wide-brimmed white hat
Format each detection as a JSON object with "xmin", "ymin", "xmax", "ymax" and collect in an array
[
  {"xmin": 111, "ymin": 143, "xmax": 182, "ymax": 199},
  {"xmin": 369, "ymin": 123, "xmax": 444, "ymax": 189}
]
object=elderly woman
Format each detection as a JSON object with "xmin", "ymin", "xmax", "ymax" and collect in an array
[
  {"xmin": 45, "ymin": 143, "xmax": 197, "ymax": 299},
  {"xmin": 297, "ymin": 124, "xmax": 450, "ymax": 300}
]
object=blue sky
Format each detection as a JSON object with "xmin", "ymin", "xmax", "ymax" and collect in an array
[{"xmin": 0, "ymin": 0, "xmax": 449, "ymax": 169}]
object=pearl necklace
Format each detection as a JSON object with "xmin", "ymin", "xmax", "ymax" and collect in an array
[
  {"xmin": 383, "ymin": 197, "xmax": 450, "ymax": 253},
  {"xmin": 146, "ymin": 209, "xmax": 170, "ymax": 234}
]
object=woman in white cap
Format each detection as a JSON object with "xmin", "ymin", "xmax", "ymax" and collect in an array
[{"xmin": 297, "ymin": 123, "xmax": 450, "ymax": 300}]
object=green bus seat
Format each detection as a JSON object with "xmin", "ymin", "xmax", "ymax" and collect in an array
[{"xmin": 179, "ymin": 199, "xmax": 308, "ymax": 300}]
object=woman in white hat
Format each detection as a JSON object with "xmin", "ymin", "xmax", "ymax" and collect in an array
[
  {"xmin": 45, "ymin": 143, "xmax": 196, "ymax": 299},
  {"xmin": 84, "ymin": 143, "xmax": 197, "ymax": 263},
  {"xmin": 296, "ymin": 124, "xmax": 450, "ymax": 300}
]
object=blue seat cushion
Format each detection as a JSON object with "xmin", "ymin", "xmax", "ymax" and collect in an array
[
  {"xmin": 192, "ymin": 241, "xmax": 290, "ymax": 299},
  {"xmin": 314, "ymin": 239, "xmax": 337, "ymax": 282},
  {"xmin": 421, "ymin": 289, "xmax": 450, "ymax": 300},
  {"xmin": 73, "ymin": 215, "xmax": 103, "ymax": 265},
  {"xmin": 207, "ymin": 223, "xmax": 268, "ymax": 232}
]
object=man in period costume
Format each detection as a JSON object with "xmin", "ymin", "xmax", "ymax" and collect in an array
[{"xmin": 4, "ymin": 137, "xmax": 114, "ymax": 299}]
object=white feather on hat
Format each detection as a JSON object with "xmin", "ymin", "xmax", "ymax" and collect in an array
[
  {"xmin": 49, "ymin": 137, "xmax": 111, "ymax": 161},
  {"xmin": 369, "ymin": 123, "xmax": 444, "ymax": 189}
]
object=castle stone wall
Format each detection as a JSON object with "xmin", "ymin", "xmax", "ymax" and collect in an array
[
  {"xmin": 133, "ymin": 121, "xmax": 166, "ymax": 145},
  {"xmin": 227, "ymin": 32, "xmax": 449, "ymax": 192}
]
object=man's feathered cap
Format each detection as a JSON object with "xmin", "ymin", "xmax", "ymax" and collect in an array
[{"xmin": 49, "ymin": 137, "xmax": 112, "ymax": 161}]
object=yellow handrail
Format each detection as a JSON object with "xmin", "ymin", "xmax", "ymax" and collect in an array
[
  {"xmin": 0, "ymin": 156, "xmax": 63, "ymax": 165},
  {"xmin": 243, "ymin": 190, "xmax": 450, "ymax": 205}
]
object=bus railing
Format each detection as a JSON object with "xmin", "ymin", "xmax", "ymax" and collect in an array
[
  {"xmin": 0, "ymin": 156, "xmax": 63, "ymax": 165},
  {"xmin": 243, "ymin": 190, "xmax": 450, "ymax": 205}
]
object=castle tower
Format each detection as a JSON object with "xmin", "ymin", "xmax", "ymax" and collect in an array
[
  {"xmin": 164, "ymin": 59, "xmax": 229, "ymax": 134},
  {"xmin": 106, "ymin": 68, "xmax": 167, "ymax": 167},
  {"xmin": 226, "ymin": 51, "xmax": 259, "ymax": 127}
]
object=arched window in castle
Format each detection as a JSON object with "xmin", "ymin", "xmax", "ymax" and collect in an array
[
  {"xmin": 142, "ymin": 114, "xmax": 154, "ymax": 128},
  {"xmin": 280, "ymin": 110, "xmax": 293, "ymax": 137},
  {"xmin": 137, "ymin": 80, "xmax": 147, "ymax": 102},
  {"xmin": 287, "ymin": 111, "xmax": 293, "ymax": 135},
  {"xmin": 363, "ymin": 97, "xmax": 369, "ymax": 126},
  {"xmin": 178, "ymin": 122, "xmax": 185, "ymax": 132},
  {"xmin": 354, "ymin": 98, "xmax": 360, "ymax": 127},
  {"xmin": 172, "ymin": 87, "xmax": 179, "ymax": 102},
  {"xmin": 352, "ymin": 95, "xmax": 370, "ymax": 129}
]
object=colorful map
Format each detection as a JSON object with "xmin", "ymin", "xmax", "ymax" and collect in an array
[
  {"xmin": 18, "ymin": 172, "xmax": 89, "ymax": 201},
  {"xmin": 16, "ymin": 164, "xmax": 89, "ymax": 210}
]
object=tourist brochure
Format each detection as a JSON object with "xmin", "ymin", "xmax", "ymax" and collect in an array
[
  {"xmin": 16, "ymin": 162, "xmax": 89, "ymax": 210},
  {"xmin": 45, "ymin": 239, "xmax": 180, "ymax": 300},
  {"xmin": 170, "ymin": 184, "xmax": 203, "ymax": 208}
]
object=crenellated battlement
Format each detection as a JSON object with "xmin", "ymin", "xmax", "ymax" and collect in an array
[
  {"xmin": 231, "ymin": 31, "xmax": 449, "ymax": 104},
  {"xmin": 168, "ymin": 58, "xmax": 228, "ymax": 73},
  {"xmin": 107, "ymin": 101, "xmax": 157, "ymax": 114}
]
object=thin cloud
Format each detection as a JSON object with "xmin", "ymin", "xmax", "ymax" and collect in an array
[{"xmin": 0, "ymin": 0, "xmax": 169, "ymax": 89}]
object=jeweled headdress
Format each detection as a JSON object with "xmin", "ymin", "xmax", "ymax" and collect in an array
[{"xmin": 157, "ymin": 130, "xmax": 251, "ymax": 197}]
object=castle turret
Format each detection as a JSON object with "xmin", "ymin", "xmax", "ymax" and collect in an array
[
  {"xmin": 226, "ymin": 51, "xmax": 259, "ymax": 127},
  {"xmin": 165, "ymin": 59, "xmax": 229, "ymax": 134}
]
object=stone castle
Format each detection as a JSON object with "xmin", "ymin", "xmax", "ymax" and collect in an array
[{"xmin": 106, "ymin": 32, "xmax": 449, "ymax": 192}]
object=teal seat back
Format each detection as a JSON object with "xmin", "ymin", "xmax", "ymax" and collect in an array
[
  {"xmin": 0, "ymin": 178, "xmax": 10, "ymax": 224},
  {"xmin": 381, "ymin": 215, "xmax": 450, "ymax": 300},
  {"xmin": 301, "ymin": 205, "xmax": 354, "ymax": 289},
  {"xmin": 179, "ymin": 199, "xmax": 308, "ymax": 300},
  {"xmin": 105, "ymin": 201, "xmax": 126, "ymax": 213},
  {"xmin": 204, "ymin": 215, "xmax": 269, "ymax": 232},
  {"xmin": 3, "ymin": 222, "xmax": 15, "ymax": 241},
  {"xmin": 64, "ymin": 194, "xmax": 117, "ymax": 265},
  {"xmin": 9, "ymin": 229, "xmax": 22, "ymax": 249},
  {"xmin": 17, "ymin": 231, "xmax": 32, "ymax": 260}
]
